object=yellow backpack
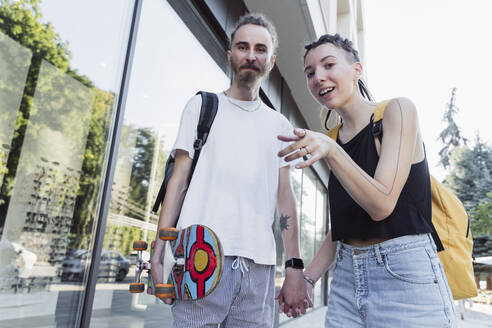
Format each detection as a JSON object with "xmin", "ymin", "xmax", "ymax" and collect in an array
[{"xmin": 327, "ymin": 100, "xmax": 477, "ymax": 300}]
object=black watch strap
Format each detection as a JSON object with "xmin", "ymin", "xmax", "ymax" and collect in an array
[{"xmin": 285, "ymin": 258, "xmax": 304, "ymax": 269}]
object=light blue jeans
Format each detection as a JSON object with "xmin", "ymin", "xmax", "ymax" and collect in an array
[{"xmin": 326, "ymin": 234, "xmax": 457, "ymax": 327}]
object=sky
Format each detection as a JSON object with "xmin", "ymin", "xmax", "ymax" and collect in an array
[{"xmin": 364, "ymin": 0, "xmax": 492, "ymax": 181}]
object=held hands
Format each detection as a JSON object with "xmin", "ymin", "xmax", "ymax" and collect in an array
[
  {"xmin": 275, "ymin": 268, "xmax": 313, "ymax": 318},
  {"xmin": 278, "ymin": 128, "xmax": 335, "ymax": 169}
]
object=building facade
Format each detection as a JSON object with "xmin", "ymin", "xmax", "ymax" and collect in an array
[{"xmin": 0, "ymin": 0, "xmax": 365, "ymax": 326}]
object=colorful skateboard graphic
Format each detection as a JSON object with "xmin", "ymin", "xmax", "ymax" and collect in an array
[{"xmin": 129, "ymin": 225, "xmax": 223, "ymax": 300}]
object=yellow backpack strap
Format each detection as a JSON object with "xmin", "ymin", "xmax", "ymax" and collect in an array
[
  {"xmin": 326, "ymin": 122, "xmax": 342, "ymax": 141},
  {"xmin": 327, "ymin": 100, "xmax": 392, "ymax": 141},
  {"xmin": 373, "ymin": 99, "xmax": 392, "ymax": 123}
]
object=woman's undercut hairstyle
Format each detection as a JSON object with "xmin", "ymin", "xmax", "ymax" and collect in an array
[
  {"xmin": 304, "ymin": 34, "xmax": 373, "ymax": 129},
  {"xmin": 304, "ymin": 34, "xmax": 360, "ymax": 63},
  {"xmin": 230, "ymin": 13, "xmax": 278, "ymax": 54}
]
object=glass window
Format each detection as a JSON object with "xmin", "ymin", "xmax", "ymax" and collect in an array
[
  {"xmin": 300, "ymin": 169, "xmax": 317, "ymax": 306},
  {"xmin": 300, "ymin": 170, "xmax": 316, "ymax": 265},
  {"xmin": 277, "ymin": 167, "xmax": 329, "ymax": 326},
  {"xmin": 89, "ymin": 1, "xmax": 229, "ymax": 326},
  {"xmin": 0, "ymin": 0, "xmax": 133, "ymax": 327},
  {"xmin": 314, "ymin": 180, "xmax": 328, "ymax": 307},
  {"xmin": 277, "ymin": 168, "xmax": 303, "ymax": 325}
]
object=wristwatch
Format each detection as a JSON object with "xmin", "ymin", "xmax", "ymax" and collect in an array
[{"xmin": 285, "ymin": 258, "xmax": 304, "ymax": 269}]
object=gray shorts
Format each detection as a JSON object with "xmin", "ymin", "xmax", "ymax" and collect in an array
[{"xmin": 171, "ymin": 256, "xmax": 275, "ymax": 328}]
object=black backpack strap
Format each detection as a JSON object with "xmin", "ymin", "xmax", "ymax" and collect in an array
[
  {"xmin": 188, "ymin": 91, "xmax": 219, "ymax": 184},
  {"xmin": 151, "ymin": 91, "xmax": 218, "ymax": 213},
  {"xmin": 370, "ymin": 113, "xmax": 383, "ymax": 142},
  {"xmin": 152, "ymin": 155, "xmax": 175, "ymax": 212}
]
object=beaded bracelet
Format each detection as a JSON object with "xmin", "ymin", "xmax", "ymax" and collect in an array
[{"xmin": 303, "ymin": 275, "xmax": 316, "ymax": 287}]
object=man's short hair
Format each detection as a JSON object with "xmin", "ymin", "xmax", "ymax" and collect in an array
[{"xmin": 230, "ymin": 13, "xmax": 278, "ymax": 54}]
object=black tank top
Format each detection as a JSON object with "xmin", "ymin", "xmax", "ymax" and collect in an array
[{"xmin": 328, "ymin": 119, "xmax": 443, "ymax": 250}]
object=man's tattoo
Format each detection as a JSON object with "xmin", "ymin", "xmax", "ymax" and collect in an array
[{"xmin": 280, "ymin": 213, "xmax": 290, "ymax": 231}]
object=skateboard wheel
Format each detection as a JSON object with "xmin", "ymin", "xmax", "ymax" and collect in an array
[
  {"xmin": 159, "ymin": 228, "xmax": 179, "ymax": 241},
  {"xmin": 154, "ymin": 283, "xmax": 175, "ymax": 298},
  {"xmin": 129, "ymin": 282, "xmax": 145, "ymax": 293},
  {"xmin": 133, "ymin": 240, "xmax": 148, "ymax": 251}
]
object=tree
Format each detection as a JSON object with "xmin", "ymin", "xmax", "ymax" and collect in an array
[
  {"xmin": 472, "ymin": 193, "xmax": 492, "ymax": 235},
  {"xmin": 445, "ymin": 135, "xmax": 492, "ymax": 214},
  {"xmin": 437, "ymin": 89, "xmax": 492, "ymax": 237},
  {"xmin": 70, "ymin": 89, "xmax": 114, "ymax": 249},
  {"xmin": 438, "ymin": 88, "xmax": 467, "ymax": 169},
  {"xmin": 0, "ymin": 0, "xmax": 114, "ymax": 252},
  {"xmin": 127, "ymin": 127, "xmax": 157, "ymax": 220},
  {"xmin": 0, "ymin": 0, "xmax": 71, "ymax": 219}
]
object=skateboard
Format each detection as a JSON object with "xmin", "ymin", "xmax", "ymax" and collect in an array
[{"xmin": 129, "ymin": 224, "xmax": 223, "ymax": 300}]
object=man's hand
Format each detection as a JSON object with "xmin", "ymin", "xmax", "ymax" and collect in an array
[
  {"xmin": 275, "ymin": 268, "xmax": 313, "ymax": 317},
  {"xmin": 150, "ymin": 241, "xmax": 173, "ymax": 305}
]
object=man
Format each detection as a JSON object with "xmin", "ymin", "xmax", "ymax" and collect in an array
[{"xmin": 151, "ymin": 13, "xmax": 310, "ymax": 327}]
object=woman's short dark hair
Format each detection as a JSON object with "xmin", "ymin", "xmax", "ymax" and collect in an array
[
  {"xmin": 304, "ymin": 34, "xmax": 360, "ymax": 63},
  {"xmin": 230, "ymin": 13, "xmax": 278, "ymax": 54}
]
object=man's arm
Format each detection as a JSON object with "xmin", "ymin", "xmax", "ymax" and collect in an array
[
  {"xmin": 275, "ymin": 165, "xmax": 311, "ymax": 317},
  {"xmin": 150, "ymin": 149, "xmax": 192, "ymax": 303},
  {"xmin": 277, "ymin": 166, "xmax": 300, "ymax": 262}
]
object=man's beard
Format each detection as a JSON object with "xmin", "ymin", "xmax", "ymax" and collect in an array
[{"xmin": 231, "ymin": 57, "xmax": 270, "ymax": 86}]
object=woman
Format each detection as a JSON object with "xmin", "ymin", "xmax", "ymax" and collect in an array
[{"xmin": 277, "ymin": 34, "xmax": 457, "ymax": 327}]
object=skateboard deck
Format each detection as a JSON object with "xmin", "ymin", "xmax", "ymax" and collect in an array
[{"xmin": 130, "ymin": 224, "xmax": 223, "ymax": 300}]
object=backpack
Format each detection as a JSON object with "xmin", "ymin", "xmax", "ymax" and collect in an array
[
  {"xmin": 327, "ymin": 100, "xmax": 477, "ymax": 300},
  {"xmin": 152, "ymin": 91, "xmax": 218, "ymax": 213}
]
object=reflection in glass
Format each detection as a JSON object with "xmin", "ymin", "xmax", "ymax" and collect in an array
[
  {"xmin": 301, "ymin": 169, "xmax": 316, "ymax": 264},
  {"xmin": 3, "ymin": 58, "xmax": 95, "ymax": 281},
  {"xmin": 278, "ymin": 168, "xmax": 303, "ymax": 325},
  {"xmin": 300, "ymin": 169, "xmax": 317, "ymax": 306},
  {"xmin": 0, "ymin": 0, "xmax": 132, "ymax": 326},
  {"xmin": 314, "ymin": 181, "xmax": 327, "ymax": 307},
  {"xmin": 0, "ymin": 31, "xmax": 31, "ymax": 187},
  {"xmin": 90, "ymin": 1, "xmax": 229, "ymax": 326},
  {"xmin": 292, "ymin": 168, "xmax": 303, "ymax": 223}
]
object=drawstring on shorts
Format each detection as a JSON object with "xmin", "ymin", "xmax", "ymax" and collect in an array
[{"xmin": 232, "ymin": 256, "xmax": 249, "ymax": 274}]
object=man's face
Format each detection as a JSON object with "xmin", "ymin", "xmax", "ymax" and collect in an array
[{"xmin": 228, "ymin": 24, "xmax": 276, "ymax": 84}]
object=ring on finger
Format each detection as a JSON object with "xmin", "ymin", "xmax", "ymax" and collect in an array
[{"xmin": 301, "ymin": 147, "xmax": 309, "ymax": 161}]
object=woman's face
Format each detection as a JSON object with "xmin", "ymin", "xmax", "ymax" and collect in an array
[{"xmin": 304, "ymin": 43, "xmax": 361, "ymax": 109}]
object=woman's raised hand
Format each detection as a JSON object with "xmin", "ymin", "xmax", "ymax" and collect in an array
[{"xmin": 278, "ymin": 128, "xmax": 335, "ymax": 169}]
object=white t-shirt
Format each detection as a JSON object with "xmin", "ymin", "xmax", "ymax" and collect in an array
[{"xmin": 172, "ymin": 93, "xmax": 295, "ymax": 265}]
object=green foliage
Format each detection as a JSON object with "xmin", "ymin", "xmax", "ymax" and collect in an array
[
  {"xmin": 0, "ymin": 0, "xmax": 95, "ymax": 222},
  {"xmin": 472, "ymin": 193, "xmax": 492, "ymax": 235},
  {"xmin": 0, "ymin": 1, "xmax": 114, "ymax": 251},
  {"xmin": 438, "ymin": 88, "xmax": 467, "ymax": 169},
  {"xmin": 438, "ymin": 89, "xmax": 492, "ymax": 238},
  {"xmin": 0, "ymin": 0, "xmax": 70, "ymax": 70},
  {"xmin": 444, "ymin": 135, "xmax": 492, "ymax": 213},
  {"xmin": 443, "ymin": 136, "xmax": 492, "ymax": 236},
  {"xmin": 103, "ymin": 222, "xmax": 156, "ymax": 256},
  {"xmin": 0, "ymin": 0, "xmax": 168, "ymax": 258},
  {"xmin": 127, "ymin": 128, "xmax": 157, "ymax": 220},
  {"xmin": 70, "ymin": 89, "xmax": 114, "ymax": 249}
]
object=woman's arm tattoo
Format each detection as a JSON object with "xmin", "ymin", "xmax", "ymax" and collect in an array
[
  {"xmin": 280, "ymin": 213, "xmax": 290, "ymax": 231},
  {"xmin": 336, "ymin": 99, "xmax": 403, "ymax": 196}
]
